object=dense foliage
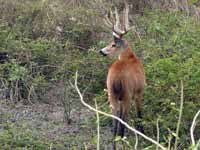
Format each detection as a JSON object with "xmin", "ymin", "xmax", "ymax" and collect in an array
[{"xmin": 0, "ymin": 0, "xmax": 199, "ymax": 149}]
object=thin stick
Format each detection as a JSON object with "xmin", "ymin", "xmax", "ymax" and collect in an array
[
  {"xmin": 49, "ymin": 143, "xmax": 53, "ymax": 150},
  {"xmin": 156, "ymin": 118, "xmax": 160, "ymax": 150},
  {"xmin": 190, "ymin": 110, "xmax": 200, "ymax": 147},
  {"xmin": 168, "ymin": 131, "xmax": 172, "ymax": 150},
  {"xmin": 134, "ymin": 133, "xmax": 138, "ymax": 150},
  {"xmin": 28, "ymin": 85, "xmax": 34, "ymax": 105},
  {"xmin": 95, "ymin": 99, "xmax": 100, "ymax": 150},
  {"xmin": 174, "ymin": 80, "xmax": 184, "ymax": 150},
  {"xmin": 74, "ymin": 71, "xmax": 166, "ymax": 150}
]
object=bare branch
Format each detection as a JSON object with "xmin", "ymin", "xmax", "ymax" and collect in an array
[
  {"xmin": 156, "ymin": 118, "xmax": 160, "ymax": 150},
  {"xmin": 190, "ymin": 109, "xmax": 200, "ymax": 147},
  {"xmin": 74, "ymin": 71, "xmax": 167, "ymax": 150},
  {"xmin": 95, "ymin": 99, "xmax": 100, "ymax": 150},
  {"xmin": 174, "ymin": 80, "xmax": 184, "ymax": 150},
  {"xmin": 134, "ymin": 133, "xmax": 138, "ymax": 150}
]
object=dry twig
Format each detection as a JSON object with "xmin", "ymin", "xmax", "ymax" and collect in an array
[
  {"xmin": 174, "ymin": 80, "xmax": 184, "ymax": 150},
  {"xmin": 74, "ymin": 71, "xmax": 167, "ymax": 150},
  {"xmin": 190, "ymin": 109, "xmax": 200, "ymax": 148}
]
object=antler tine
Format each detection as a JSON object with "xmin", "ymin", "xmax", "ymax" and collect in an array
[
  {"xmin": 124, "ymin": 0, "xmax": 129, "ymax": 32},
  {"xmin": 104, "ymin": 16, "xmax": 113, "ymax": 28},
  {"xmin": 114, "ymin": 7, "xmax": 122, "ymax": 34},
  {"xmin": 103, "ymin": 1, "xmax": 133, "ymax": 37},
  {"xmin": 103, "ymin": 8, "xmax": 113, "ymax": 28},
  {"xmin": 104, "ymin": 8, "xmax": 118, "ymax": 31}
]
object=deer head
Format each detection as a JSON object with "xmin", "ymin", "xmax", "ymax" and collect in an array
[{"xmin": 99, "ymin": 1, "xmax": 133, "ymax": 57}]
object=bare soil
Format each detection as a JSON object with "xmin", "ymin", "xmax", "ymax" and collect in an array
[{"xmin": 0, "ymin": 99, "xmax": 113, "ymax": 150}]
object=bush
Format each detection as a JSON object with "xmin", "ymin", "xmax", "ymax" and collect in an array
[
  {"xmin": 127, "ymin": 11, "xmax": 200, "ymax": 148},
  {"xmin": 0, "ymin": 0, "xmax": 200, "ymax": 149}
]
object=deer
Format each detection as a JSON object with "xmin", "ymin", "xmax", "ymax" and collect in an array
[{"xmin": 99, "ymin": 1, "xmax": 145, "ymax": 149}]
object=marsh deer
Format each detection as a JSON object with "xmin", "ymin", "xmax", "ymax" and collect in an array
[{"xmin": 99, "ymin": 1, "xmax": 145, "ymax": 149}]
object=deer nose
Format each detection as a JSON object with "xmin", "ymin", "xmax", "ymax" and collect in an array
[{"xmin": 99, "ymin": 50, "xmax": 107, "ymax": 56}]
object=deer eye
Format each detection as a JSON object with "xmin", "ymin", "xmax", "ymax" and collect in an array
[{"xmin": 111, "ymin": 44, "xmax": 116, "ymax": 47}]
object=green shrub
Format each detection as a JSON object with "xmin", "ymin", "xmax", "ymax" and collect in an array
[{"xmin": 0, "ymin": 0, "xmax": 200, "ymax": 149}]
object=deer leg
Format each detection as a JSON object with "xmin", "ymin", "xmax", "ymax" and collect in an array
[
  {"xmin": 135, "ymin": 92, "xmax": 144, "ymax": 133},
  {"xmin": 112, "ymin": 118, "xmax": 117, "ymax": 150},
  {"xmin": 118, "ymin": 111, "xmax": 127, "ymax": 138},
  {"xmin": 118, "ymin": 100, "xmax": 130, "ymax": 138},
  {"xmin": 112, "ymin": 110, "xmax": 119, "ymax": 150},
  {"xmin": 135, "ymin": 92, "xmax": 143, "ymax": 119}
]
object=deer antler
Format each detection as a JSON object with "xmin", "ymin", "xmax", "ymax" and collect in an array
[
  {"xmin": 104, "ymin": 0, "xmax": 133, "ymax": 38},
  {"xmin": 124, "ymin": 0, "xmax": 129, "ymax": 33}
]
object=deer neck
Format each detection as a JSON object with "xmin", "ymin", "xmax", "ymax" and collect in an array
[{"xmin": 118, "ymin": 47, "xmax": 137, "ymax": 61}]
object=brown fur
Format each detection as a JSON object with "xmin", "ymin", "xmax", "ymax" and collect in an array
[
  {"xmin": 107, "ymin": 47, "xmax": 145, "ymax": 116},
  {"xmin": 100, "ymin": 42, "xmax": 145, "ymax": 150}
]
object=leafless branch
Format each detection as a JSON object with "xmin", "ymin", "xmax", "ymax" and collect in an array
[
  {"xmin": 156, "ymin": 118, "xmax": 160, "ymax": 150},
  {"xmin": 74, "ymin": 71, "xmax": 167, "ymax": 150},
  {"xmin": 174, "ymin": 80, "xmax": 184, "ymax": 150},
  {"xmin": 95, "ymin": 99, "xmax": 100, "ymax": 150},
  {"xmin": 134, "ymin": 132, "xmax": 138, "ymax": 150},
  {"xmin": 190, "ymin": 109, "xmax": 200, "ymax": 147}
]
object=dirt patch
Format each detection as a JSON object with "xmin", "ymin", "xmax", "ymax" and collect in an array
[{"xmin": 0, "ymin": 99, "xmax": 113, "ymax": 149}]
